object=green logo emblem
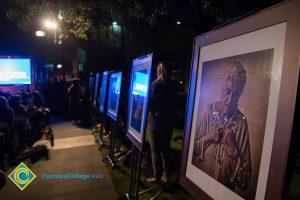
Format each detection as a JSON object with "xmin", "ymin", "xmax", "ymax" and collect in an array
[{"xmin": 8, "ymin": 162, "xmax": 36, "ymax": 191}]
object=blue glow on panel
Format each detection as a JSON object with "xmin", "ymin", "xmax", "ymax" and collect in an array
[
  {"xmin": 93, "ymin": 73, "xmax": 100, "ymax": 105},
  {"xmin": 0, "ymin": 58, "xmax": 31, "ymax": 85},
  {"xmin": 94, "ymin": 73, "xmax": 100, "ymax": 99},
  {"xmin": 109, "ymin": 73, "xmax": 122, "ymax": 96},
  {"xmin": 114, "ymin": 76, "xmax": 121, "ymax": 94},
  {"xmin": 99, "ymin": 71, "xmax": 108, "ymax": 112},
  {"xmin": 132, "ymin": 71, "xmax": 148, "ymax": 97},
  {"xmin": 107, "ymin": 72, "xmax": 122, "ymax": 121}
]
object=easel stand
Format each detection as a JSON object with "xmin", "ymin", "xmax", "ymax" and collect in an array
[
  {"xmin": 119, "ymin": 144, "xmax": 142, "ymax": 200},
  {"xmin": 127, "ymin": 144, "xmax": 142, "ymax": 200},
  {"xmin": 92, "ymin": 109, "xmax": 101, "ymax": 134},
  {"xmin": 103, "ymin": 120, "xmax": 118, "ymax": 167},
  {"xmin": 91, "ymin": 106, "xmax": 101, "ymax": 132},
  {"xmin": 94, "ymin": 114, "xmax": 108, "ymax": 149},
  {"xmin": 94, "ymin": 117, "xmax": 104, "ymax": 148},
  {"xmin": 139, "ymin": 179, "xmax": 178, "ymax": 200},
  {"xmin": 123, "ymin": 146, "xmax": 178, "ymax": 200},
  {"xmin": 103, "ymin": 120, "xmax": 133, "ymax": 167},
  {"xmin": 120, "ymin": 144, "xmax": 169, "ymax": 200},
  {"xmin": 92, "ymin": 123, "xmax": 101, "ymax": 134},
  {"xmin": 115, "ymin": 148, "xmax": 133, "ymax": 163}
]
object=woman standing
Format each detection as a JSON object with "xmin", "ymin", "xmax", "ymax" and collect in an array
[
  {"xmin": 68, "ymin": 78, "xmax": 83, "ymax": 123},
  {"xmin": 146, "ymin": 62, "xmax": 177, "ymax": 184}
]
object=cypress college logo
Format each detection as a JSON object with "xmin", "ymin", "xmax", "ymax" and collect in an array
[{"xmin": 8, "ymin": 162, "xmax": 36, "ymax": 191}]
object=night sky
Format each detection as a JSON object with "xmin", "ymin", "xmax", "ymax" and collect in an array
[{"xmin": 0, "ymin": 8, "xmax": 38, "ymax": 57}]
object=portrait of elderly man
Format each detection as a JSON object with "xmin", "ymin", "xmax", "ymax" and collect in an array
[{"xmin": 192, "ymin": 61, "xmax": 252, "ymax": 192}]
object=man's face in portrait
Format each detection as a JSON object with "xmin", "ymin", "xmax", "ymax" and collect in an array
[{"xmin": 221, "ymin": 77, "xmax": 242, "ymax": 117}]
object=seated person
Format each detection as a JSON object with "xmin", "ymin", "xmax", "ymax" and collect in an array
[
  {"xmin": 0, "ymin": 92, "xmax": 11, "ymax": 101},
  {"xmin": 0, "ymin": 169, "xmax": 5, "ymax": 190},
  {"xmin": 20, "ymin": 91, "xmax": 30, "ymax": 107},
  {"xmin": 30, "ymin": 91, "xmax": 50, "ymax": 141},
  {"xmin": 0, "ymin": 97, "xmax": 13, "ymax": 125},
  {"xmin": 8, "ymin": 95, "xmax": 26, "ymax": 116},
  {"xmin": 0, "ymin": 132, "xmax": 5, "ymax": 170},
  {"xmin": 0, "ymin": 97, "xmax": 15, "ymax": 159},
  {"xmin": 8, "ymin": 95, "xmax": 31, "ymax": 146},
  {"xmin": 31, "ymin": 91, "xmax": 46, "ymax": 108},
  {"xmin": 10, "ymin": 94, "xmax": 35, "ymax": 119},
  {"xmin": 19, "ymin": 92, "xmax": 36, "ymax": 119}
]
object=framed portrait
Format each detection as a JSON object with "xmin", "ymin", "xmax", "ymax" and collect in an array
[
  {"xmin": 93, "ymin": 73, "xmax": 101, "ymax": 107},
  {"xmin": 99, "ymin": 71, "xmax": 109, "ymax": 113},
  {"xmin": 126, "ymin": 54, "xmax": 153, "ymax": 151},
  {"xmin": 179, "ymin": 1, "xmax": 300, "ymax": 200},
  {"xmin": 107, "ymin": 72, "xmax": 123, "ymax": 121}
]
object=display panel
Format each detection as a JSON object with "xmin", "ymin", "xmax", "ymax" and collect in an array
[
  {"xmin": 99, "ymin": 71, "xmax": 109, "ymax": 113},
  {"xmin": 93, "ymin": 73, "xmax": 100, "ymax": 107},
  {"xmin": 126, "ymin": 54, "xmax": 153, "ymax": 150},
  {"xmin": 89, "ymin": 76, "xmax": 95, "ymax": 99},
  {"xmin": 107, "ymin": 72, "xmax": 122, "ymax": 121},
  {"xmin": 179, "ymin": 19, "xmax": 290, "ymax": 200},
  {"xmin": 0, "ymin": 58, "xmax": 32, "ymax": 85}
]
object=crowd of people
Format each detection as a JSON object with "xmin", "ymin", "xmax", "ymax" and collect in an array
[
  {"xmin": 0, "ymin": 77, "xmax": 90, "ymax": 189},
  {"xmin": 0, "ymin": 90, "xmax": 51, "ymax": 171}
]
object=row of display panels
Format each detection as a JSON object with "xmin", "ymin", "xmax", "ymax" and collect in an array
[
  {"xmin": 91, "ymin": 54, "xmax": 153, "ymax": 151},
  {"xmin": 91, "ymin": 71, "xmax": 122, "ymax": 122},
  {"xmin": 90, "ymin": 1, "xmax": 300, "ymax": 200}
]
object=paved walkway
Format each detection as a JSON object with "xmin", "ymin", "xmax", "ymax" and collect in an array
[{"xmin": 0, "ymin": 119, "xmax": 118, "ymax": 200}]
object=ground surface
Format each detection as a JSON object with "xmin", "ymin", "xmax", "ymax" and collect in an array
[{"xmin": 0, "ymin": 119, "xmax": 118, "ymax": 200}]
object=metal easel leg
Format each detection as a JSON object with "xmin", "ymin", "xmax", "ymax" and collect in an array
[{"xmin": 103, "ymin": 121, "xmax": 116, "ymax": 167}]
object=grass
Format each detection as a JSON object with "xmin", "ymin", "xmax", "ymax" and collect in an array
[
  {"xmin": 289, "ymin": 173, "xmax": 300, "ymax": 198},
  {"xmin": 92, "ymin": 126, "xmax": 194, "ymax": 200},
  {"xmin": 92, "ymin": 119, "xmax": 300, "ymax": 200}
]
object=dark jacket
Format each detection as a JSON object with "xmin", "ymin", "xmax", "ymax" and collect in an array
[{"xmin": 149, "ymin": 79, "xmax": 177, "ymax": 125}]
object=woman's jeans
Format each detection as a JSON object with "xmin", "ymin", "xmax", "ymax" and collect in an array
[{"xmin": 148, "ymin": 116, "xmax": 173, "ymax": 179}]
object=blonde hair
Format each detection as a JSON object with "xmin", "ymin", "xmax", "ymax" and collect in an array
[{"xmin": 157, "ymin": 62, "xmax": 172, "ymax": 81}]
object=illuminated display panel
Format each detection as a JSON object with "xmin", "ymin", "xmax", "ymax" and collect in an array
[
  {"xmin": 0, "ymin": 58, "xmax": 32, "ymax": 85},
  {"xmin": 126, "ymin": 53, "xmax": 153, "ymax": 150},
  {"xmin": 99, "ymin": 71, "xmax": 109, "ymax": 113},
  {"xmin": 107, "ymin": 72, "xmax": 122, "ymax": 121},
  {"xmin": 93, "ymin": 73, "xmax": 100, "ymax": 106}
]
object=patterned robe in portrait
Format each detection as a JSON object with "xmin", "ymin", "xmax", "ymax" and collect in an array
[{"xmin": 192, "ymin": 102, "xmax": 252, "ymax": 191}]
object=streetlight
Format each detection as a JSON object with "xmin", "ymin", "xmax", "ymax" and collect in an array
[
  {"xmin": 44, "ymin": 19, "xmax": 58, "ymax": 30},
  {"xmin": 35, "ymin": 30, "xmax": 46, "ymax": 37},
  {"xmin": 36, "ymin": 19, "xmax": 60, "ymax": 82},
  {"xmin": 43, "ymin": 19, "xmax": 59, "ymax": 44},
  {"xmin": 57, "ymin": 64, "xmax": 62, "ymax": 69},
  {"xmin": 111, "ymin": 21, "xmax": 121, "ymax": 33}
]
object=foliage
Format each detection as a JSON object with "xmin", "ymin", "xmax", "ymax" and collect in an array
[
  {"xmin": 188, "ymin": 0, "xmax": 283, "ymax": 32},
  {"xmin": 3, "ymin": 0, "xmax": 283, "ymax": 49},
  {"xmin": 3, "ymin": 0, "xmax": 170, "ymax": 43}
]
